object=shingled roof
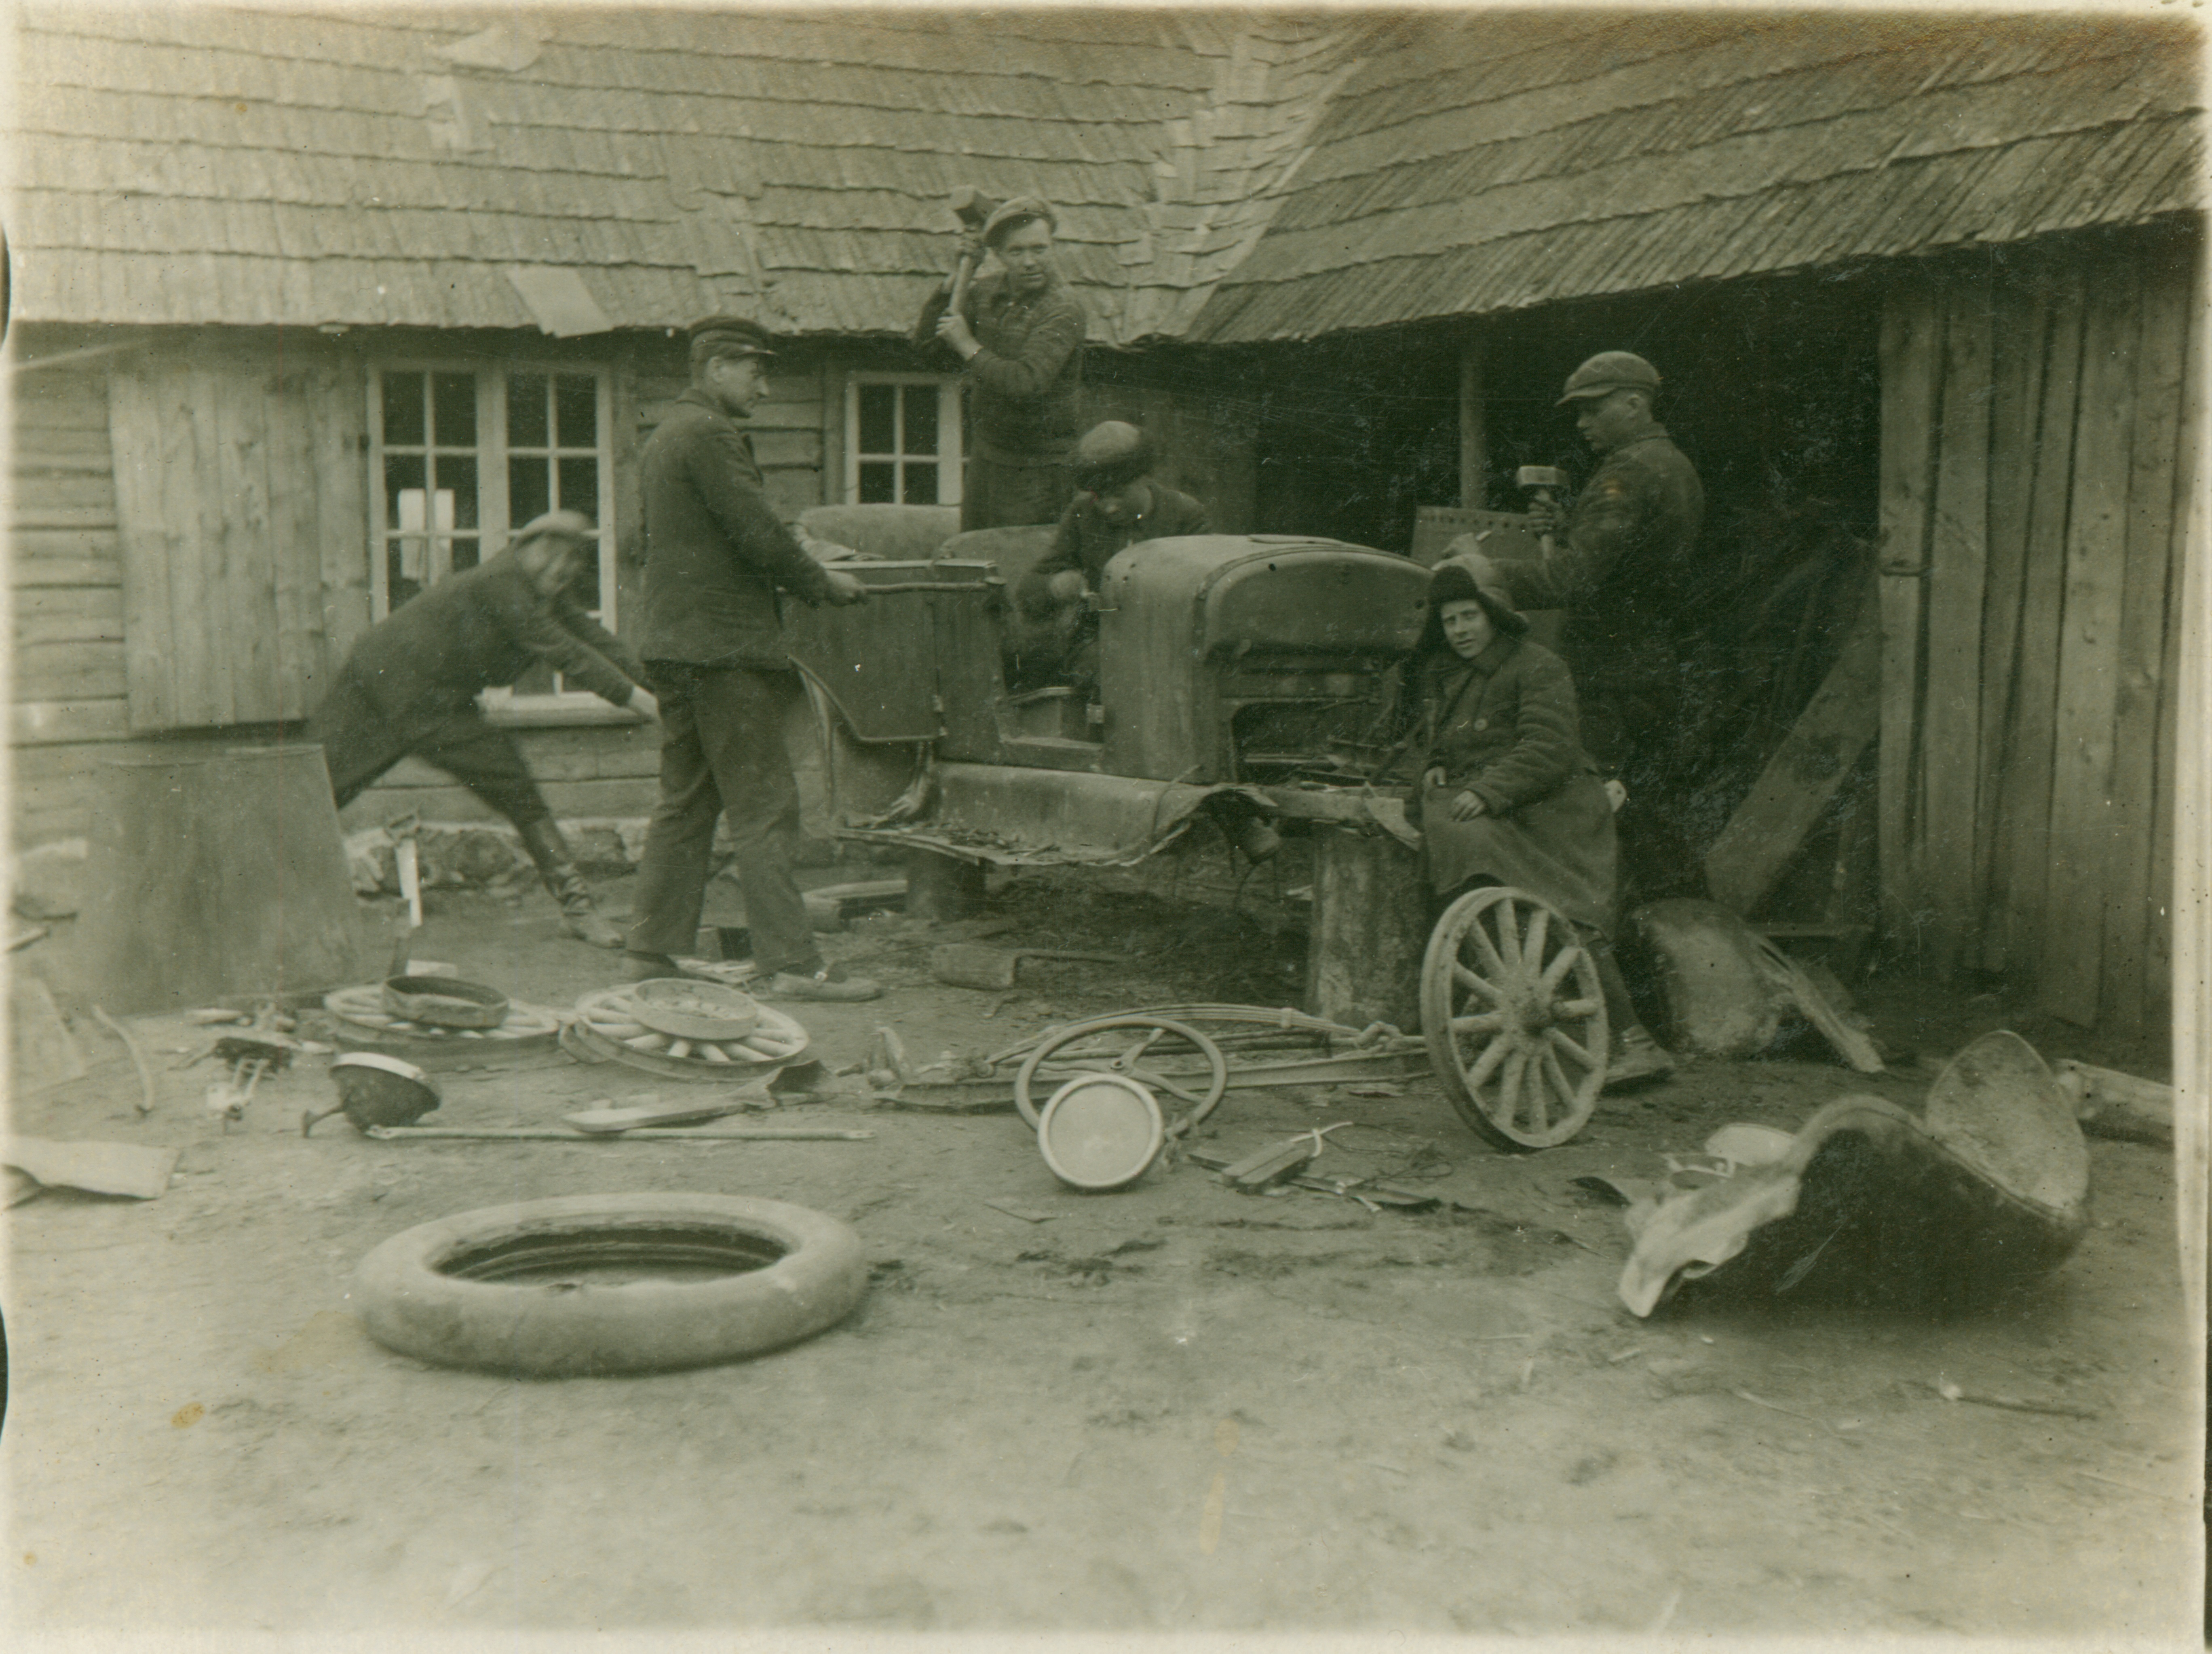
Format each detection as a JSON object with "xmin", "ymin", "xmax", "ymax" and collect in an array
[
  {"xmin": 10, "ymin": 7, "xmax": 2200, "ymax": 347},
  {"xmin": 1192, "ymin": 9, "xmax": 2204, "ymax": 341},
  {"xmin": 9, "ymin": 4, "xmax": 1360, "ymax": 345}
]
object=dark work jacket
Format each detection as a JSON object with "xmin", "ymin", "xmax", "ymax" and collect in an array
[
  {"xmin": 1405, "ymin": 635, "xmax": 1588, "ymax": 819},
  {"xmin": 1017, "ymin": 483, "xmax": 1211, "ymax": 617},
  {"xmin": 1474, "ymin": 421, "xmax": 1703, "ymax": 768},
  {"xmin": 335, "ymin": 549, "xmax": 645, "ymax": 717},
  {"xmin": 1393, "ymin": 634, "xmax": 1617, "ymax": 926},
  {"xmin": 918, "ymin": 270, "xmax": 1087, "ymax": 463},
  {"xmin": 639, "ymin": 389, "xmax": 838, "ymax": 668}
]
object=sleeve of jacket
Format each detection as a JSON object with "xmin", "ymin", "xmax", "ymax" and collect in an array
[
  {"xmin": 912, "ymin": 282, "xmax": 957, "ymax": 360},
  {"xmin": 682, "ymin": 424, "xmax": 839, "ymax": 607},
  {"xmin": 1496, "ymin": 457, "xmax": 1652, "ymax": 612},
  {"xmin": 1464, "ymin": 650, "xmax": 1582, "ymax": 815},
  {"xmin": 967, "ymin": 291, "xmax": 1085, "ymax": 400},
  {"xmin": 1019, "ymin": 500, "xmax": 1087, "ymax": 618},
  {"xmin": 491, "ymin": 585, "xmax": 641, "ymax": 707},
  {"xmin": 552, "ymin": 592, "xmax": 651, "ymax": 688},
  {"xmin": 1168, "ymin": 494, "xmax": 1212, "ymax": 536}
]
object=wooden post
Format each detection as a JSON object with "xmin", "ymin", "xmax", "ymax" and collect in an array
[
  {"xmin": 1876, "ymin": 279, "xmax": 1942, "ymax": 964},
  {"xmin": 903, "ymin": 847, "xmax": 986, "ymax": 921},
  {"xmin": 1305, "ymin": 826, "xmax": 1429, "ymax": 1032},
  {"xmin": 75, "ymin": 743, "xmax": 368, "ymax": 1013},
  {"xmin": 1458, "ymin": 339, "xmax": 1487, "ymax": 511}
]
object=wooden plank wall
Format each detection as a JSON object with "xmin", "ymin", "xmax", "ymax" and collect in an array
[
  {"xmin": 1877, "ymin": 232, "xmax": 2197, "ymax": 1031},
  {"xmin": 11, "ymin": 359, "xmax": 132, "ymax": 844},
  {"xmin": 107, "ymin": 336, "xmax": 370, "ymax": 731}
]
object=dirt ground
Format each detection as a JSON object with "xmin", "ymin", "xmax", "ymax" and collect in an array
[{"xmin": 3, "ymin": 853, "xmax": 2200, "ymax": 1642}]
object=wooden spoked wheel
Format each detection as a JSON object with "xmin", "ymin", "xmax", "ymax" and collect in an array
[{"xmin": 1420, "ymin": 885, "xmax": 1609, "ymax": 1151}]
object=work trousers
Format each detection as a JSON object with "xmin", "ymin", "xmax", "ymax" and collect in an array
[
  {"xmin": 627, "ymin": 663, "xmax": 821, "ymax": 977},
  {"xmin": 306, "ymin": 672, "xmax": 552, "ymax": 827}
]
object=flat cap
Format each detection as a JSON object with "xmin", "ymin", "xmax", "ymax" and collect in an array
[
  {"xmin": 1072, "ymin": 420, "xmax": 1154, "ymax": 489},
  {"xmin": 687, "ymin": 315, "xmax": 777, "ymax": 361},
  {"xmin": 513, "ymin": 508, "xmax": 597, "ymax": 544},
  {"xmin": 1558, "ymin": 350, "xmax": 1661, "ymax": 405},
  {"xmin": 981, "ymin": 196, "xmax": 1056, "ymax": 248}
]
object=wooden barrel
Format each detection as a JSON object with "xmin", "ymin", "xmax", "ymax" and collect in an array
[{"xmin": 78, "ymin": 743, "xmax": 368, "ymax": 1013}]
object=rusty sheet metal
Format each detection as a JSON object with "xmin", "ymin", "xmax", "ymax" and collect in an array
[{"xmin": 838, "ymin": 762, "xmax": 1272, "ymax": 869}]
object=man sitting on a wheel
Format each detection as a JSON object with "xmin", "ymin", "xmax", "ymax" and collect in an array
[{"xmin": 1391, "ymin": 556, "xmax": 1672, "ymax": 1085}]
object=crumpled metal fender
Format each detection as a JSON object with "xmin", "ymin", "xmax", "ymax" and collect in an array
[{"xmin": 837, "ymin": 761, "xmax": 1279, "ymax": 868}]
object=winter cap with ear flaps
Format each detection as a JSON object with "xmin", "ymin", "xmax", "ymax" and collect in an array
[{"xmin": 1427, "ymin": 554, "xmax": 1528, "ymax": 638}]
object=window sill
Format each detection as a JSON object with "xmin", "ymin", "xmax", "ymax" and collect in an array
[{"xmin": 479, "ymin": 696, "xmax": 649, "ymax": 730}]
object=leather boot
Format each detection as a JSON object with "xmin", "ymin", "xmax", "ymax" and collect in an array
[
  {"xmin": 1584, "ymin": 931, "xmax": 1676, "ymax": 1089},
  {"xmin": 517, "ymin": 819, "xmax": 624, "ymax": 949}
]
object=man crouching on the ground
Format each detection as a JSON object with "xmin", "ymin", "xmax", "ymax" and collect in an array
[
  {"xmin": 306, "ymin": 510, "xmax": 654, "ymax": 949},
  {"xmin": 1014, "ymin": 420, "xmax": 1209, "ymax": 694},
  {"xmin": 623, "ymin": 316, "xmax": 883, "ymax": 1002}
]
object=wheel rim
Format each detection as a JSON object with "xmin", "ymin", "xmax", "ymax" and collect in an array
[
  {"xmin": 1013, "ymin": 1015, "xmax": 1228, "ymax": 1131},
  {"xmin": 1421, "ymin": 886, "xmax": 1608, "ymax": 1150}
]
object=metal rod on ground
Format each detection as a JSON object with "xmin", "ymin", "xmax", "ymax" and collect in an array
[
  {"xmin": 91, "ymin": 1004, "xmax": 157, "ymax": 1116},
  {"xmin": 365, "ymin": 1125, "xmax": 874, "ymax": 1141}
]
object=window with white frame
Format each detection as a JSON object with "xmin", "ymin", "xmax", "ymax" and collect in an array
[
  {"xmin": 844, "ymin": 375, "xmax": 962, "ymax": 505},
  {"xmin": 369, "ymin": 364, "xmax": 618, "ymax": 702}
]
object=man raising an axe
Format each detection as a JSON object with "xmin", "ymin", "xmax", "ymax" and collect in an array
[{"xmin": 914, "ymin": 194, "xmax": 1089, "ymax": 532}]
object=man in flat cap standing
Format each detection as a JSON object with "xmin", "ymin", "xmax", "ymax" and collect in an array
[
  {"xmin": 1015, "ymin": 420, "xmax": 1209, "ymax": 693},
  {"xmin": 1457, "ymin": 352, "xmax": 1704, "ymax": 883},
  {"xmin": 624, "ymin": 317, "xmax": 882, "ymax": 1001},
  {"xmin": 917, "ymin": 197, "xmax": 1089, "ymax": 530},
  {"xmin": 307, "ymin": 509, "xmax": 654, "ymax": 949}
]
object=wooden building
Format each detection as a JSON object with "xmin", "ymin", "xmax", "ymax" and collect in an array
[{"xmin": 10, "ymin": 7, "xmax": 2200, "ymax": 1031}]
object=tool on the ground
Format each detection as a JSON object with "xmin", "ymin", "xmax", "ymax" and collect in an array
[
  {"xmin": 364, "ymin": 1124, "xmax": 872, "ymax": 1141},
  {"xmin": 562, "ymin": 1093, "xmax": 774, "ymax": 1135},
  {"xmin": 929, "ymin": 942, "xmax": 1127, "ymax": 990},
  {"xmin": 204, "ymin": 1056, "xmax": 269, "ymax": 1132},
  {"xmin": 304, "ymin": 1051, "xmax": 442, "ymax": 1136},
  {"xmin": 1182, "ymin": 1148, "xmax": 1440, "ymax": 1210},
  {"xmin": 1215, "ymin": 1121, "xmax": 1354, "ymax": 1191},
  {"xmin": 91, "ymin": 1003, "xmax": 158, "ymax": 1117},
  {"xmin": 392, "ymin": 816, "xmax": 424, "ymax": 932}
]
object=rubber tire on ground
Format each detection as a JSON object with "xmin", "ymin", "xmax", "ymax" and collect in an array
[{"xmin": 351, "ymin": 1193, "xmax": 867, "ymax": 1377}]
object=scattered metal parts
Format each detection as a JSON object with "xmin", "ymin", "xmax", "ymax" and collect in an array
[
  {"xmin": 1013, "ymin": 1015, "xmax": 1228, "ymax": 1132},
  {"xmin": 364, "ymin": 1124, "xmax": 872, "ymax": 1142}
]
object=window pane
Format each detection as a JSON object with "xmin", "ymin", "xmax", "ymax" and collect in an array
[
  {"xmin": 450, "ymin": 538, "xmax": 481, "ymax": 574},
  {"xmin": 857, "ymin": 384, "xmax": 896, "ymax": 456},
  {"xmin": 436, "ymin": 454, "xmax": 479, "ymax": 530},
  {"xmin": 557, "ymin": 455, "xmax": 599, "ymax": 522},
  {"xmin": 383, "ymin": 451, "xmax": 426, "ymax": 523},
  {"xmin": 507, "ymin": 373, "xmax": 549, "ymax": 448},
  {"xmin": 555, "ymin": 376, "xmax": 597, "ymax": 448},
  {"xmin": 433, "ymin": 372, "xmax": 476, "ymax": 446},
  {"xmin": 509, "ymin": 456, "xmax": 551, "ymax": 526},
  {"xmin": 858, "ymin": 460, "xmax": 896, "ymax": 504},
  {"xmin": 903, "ymin": 387, "xmax": 939, "ymax": 455},
  {"xmin": 386, "ymin": 544, "xmax": 422, "ymax": 612},
  {"xmin": 382, "ymin": 372, "xmax": 425, "ymax": 447},
  {"xmin": 903, "ymin": 462, "xmax": 939, "ymax": 504}
]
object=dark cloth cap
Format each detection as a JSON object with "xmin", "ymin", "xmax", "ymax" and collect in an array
[
  {"xmin": 1427, "ymin": 553, "xmax": 1528, "ymax": 638},
  {"xmin": 981, "ymin": 196, "xmax": 1056, "ymax": 248},
  {"xmin": 1072, "ymin": 420, "xmax": 1154, "ymax": 491},
  {"xmin": 687, "ymin": 316, "xmax": 777, "ymax": 367},
  {"xmin": 1558, "ymin": 350, "xmax": 1660, "ymax": 405}
]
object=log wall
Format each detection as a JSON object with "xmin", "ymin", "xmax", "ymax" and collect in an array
[{"xmin": 1877, "ymin": 228, "xmax": 2198, "ymax": 1031}]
